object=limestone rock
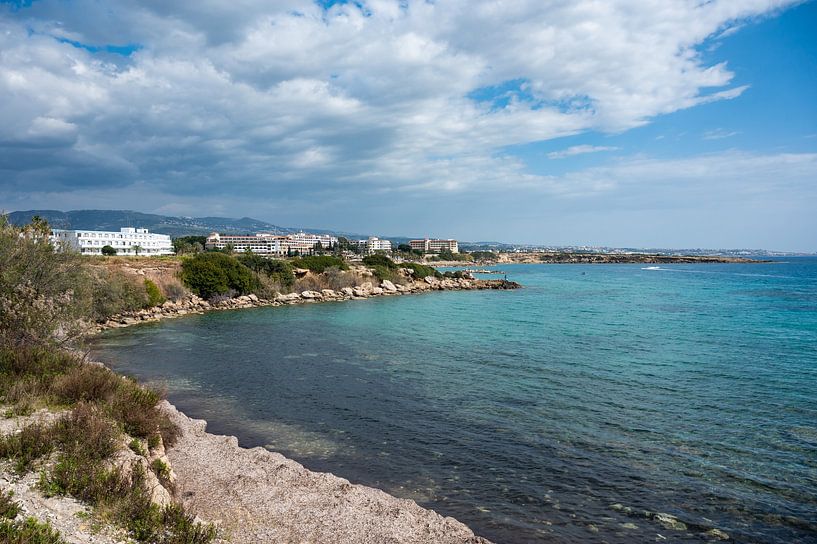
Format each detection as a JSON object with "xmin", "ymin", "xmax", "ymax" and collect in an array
[{"xmin": 380, "ymin": 280, "xmax": 397, "ymax": 292}]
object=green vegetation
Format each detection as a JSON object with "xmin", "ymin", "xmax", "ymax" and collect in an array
[
  {"xmin": 429, "ymin": 249, "xmax": 472, "ymax": 262},
  {"xmin": 180, "ymin": 252, "xmax": 258, "ymax": 298},
  {"xmin": 0, "ymin": 217, "xmax": 216, "ymax": 544},
  {"xmin": 469, "ymin": 251, "xmax": 498, "ymax": 261},
  {"xmin": 172, "ymin": 236, "xmax": 207, "ymax": 255},
  {"xmin": 0, "ymin": 346, "xmax": 211, "ymax": 543},
  {"xmin": 290, "ymin": 255, "xmax": 348, "ymax": 273},
  {"xmin": 0, "ymin": 516, "xmax": 66, "ymax": 544},
  {"xmin": 237, "ymin": 254, "xmax": 295, "ymax": 289},
  {"xmin": 0, "ymin": 216, "xmax": 90, "ymax": 348},
  {"xmin": 88, "ymin": 269, "xmax": 150, "ymax": 322},
  {"xmin": 101, "ymin": 245, "xmax": 117, "ymax": 256},
  {"xmin": 144, "ymin": 279, "xmax": 166, "ymax": 307},
  {"xmin": 0, "ymin": 490, "xmax": 20, "ymax": 520},
  {"xmin": 401, "ymin": 262, "xmax": 440, "ymax": 280}
]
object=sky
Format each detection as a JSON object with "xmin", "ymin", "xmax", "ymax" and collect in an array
[{"xmin": 0, "ymin": 0, "xmax": 815, "ymax": 250}]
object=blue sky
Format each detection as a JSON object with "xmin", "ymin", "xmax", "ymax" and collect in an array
[{"xmin": 0, "ymin": 0, "xmax": 815, "ymax": 250}]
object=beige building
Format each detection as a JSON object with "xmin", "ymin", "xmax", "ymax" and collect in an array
[{"xmin": 409, "ymin": 238, "xmax": 459, "ymax": 254}]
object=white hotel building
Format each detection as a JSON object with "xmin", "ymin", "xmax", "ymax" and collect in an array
[
  {"xmin": 205, "ymin": 232, "xmax": 338, "ymax": 256},
  {"xmin": 50, "ymin": 227, "xmax": 174, "ymax": 256},
  {"xmin": 356, "ymin": 237, "xmax": 392, "ymax": 254}
]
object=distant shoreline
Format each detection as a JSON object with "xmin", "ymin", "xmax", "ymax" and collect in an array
[{"xmin": 433, "ymin": 253, "xmax": 770, "ymax": 267}]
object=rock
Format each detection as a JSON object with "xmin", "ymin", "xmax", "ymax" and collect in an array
[
  {"xmin": 300, "ymin": 291, "xmax": 318, "ymax": 299},
  {"xmin": 705, "ymin": 528, "xmax": 729, "ymax": 540},
  {"xmin": 321, "ymin": 289, "xmax": 338, "ymax": 298},
  {"xmin": 380, "ymin": 280, "xmax": 397, "ymax": 292},
  {"xmin": 248, "ymin": 293, "xmax": 259, "ymax": 302},
  {"xmin": 276, "ymin": 293, "xmax": 300, "ymax": 302},
  {"xmin": 371, "ymin": 287, "xmax": 384, "ymax": 295},
  {"xmin": 359, "ymin": 281, "xmax": 374, "ymax": 294},
  {"xmin": 424, "ymin": 276, "xmax": 440, "ymax": 286},
  {"xmin": 340, "ymin": 287, "xmax": 355, "ymax": 297},
  {"xmin": 653, "ymin": 513, "xmax": 687, "ymax": 531},
  {"xmin": 352, "ymin": 287, "xmax": 368, "ymax": 298}
]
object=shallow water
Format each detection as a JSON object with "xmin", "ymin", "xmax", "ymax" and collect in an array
[{"xmin": 92, "ymin": 258, "xmax": 817, "ymax": 543}]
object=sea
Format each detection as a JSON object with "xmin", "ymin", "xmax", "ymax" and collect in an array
[{"xmin": 91, "ymin": 258, "xmax": 817, "ymax": 543}]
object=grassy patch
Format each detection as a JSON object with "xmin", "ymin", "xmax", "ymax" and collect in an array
[
  {"xmin": 0, "ymin": 517, "xmax": 66, "ymax": 544},
  {"xmin": 0, "ymin": 490, "xmax": 20, "ymax": 520}
]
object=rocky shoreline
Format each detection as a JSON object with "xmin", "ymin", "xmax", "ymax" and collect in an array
[
  {"xmin": 97, "ymin": 275, "xmax": 521, "ymax": 331},
  {"xmin": 162, "ymin": 401, "xmax": 490, "ymax": 543}
]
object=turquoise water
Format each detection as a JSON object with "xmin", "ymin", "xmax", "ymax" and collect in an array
[{"xmin": 92, "ymin": 259, "xmax": 817, "ymax": 543}]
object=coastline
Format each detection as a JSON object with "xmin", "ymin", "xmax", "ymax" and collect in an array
[
  {"xmin": 94, "ymin": 275, "xmax": 521, "ymax": 332},
  {"xmin": 79, "ymin": 273, "xmax": 520, "ymax": 542}
]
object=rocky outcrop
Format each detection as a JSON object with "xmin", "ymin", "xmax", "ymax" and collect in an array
[
  {"xmin": 96, "ymin": 276, "xmax": 521, "ymax": 332},
  {"xmin": 162, "ymin": 402, "xmax": 491, "ymax": 544}
]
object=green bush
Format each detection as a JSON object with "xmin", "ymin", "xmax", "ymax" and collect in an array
[
  {"xmin": 236, "ymin": 254, "xmax": 295, "ymax": 289},
  {"xmin": 369, "ymin": 265, "xmax": 399, "ymax": 283},
  {"xmin": 101, "ymin": 245, "xmax": 117, "ymax": 256},
  {"xmin": 0, "ymin": 490, "xmax": 20, "ymax": 520},
  {"xmin": 0, "ymin": 517, "xmax": 66, "ymax": 544},
  {"xmin": 180, "ymin": 252, "xmax": 258, "ymax": 299},
  {"xmin": 362, "ymin": 254, "xmax": 397, "ymax": 269},
  {"xmin": 290, "ymin": 255, "xmax": 348, "ymax": 273},
  {"xmin": 0, "ymin": 216, "xmax": 91, "ymax": 348},
  {"xmin": 144, "ymin": 279, "xmax": 165, "ymax": 307},
  {"xmin": 401, "ymin": 262, "xmax": 440, "ymax": 280},
  {"xmin": 89, "ymin": 269, "xmax": 150, "ymax": 321}
]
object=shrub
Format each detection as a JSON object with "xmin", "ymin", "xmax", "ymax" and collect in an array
[
  {"xmin": 401, "ymin": 262, "xmax": 440, "ymax": 280},
  {"xmin": 160, "ymin": 279, "xmax": 189, "ymax": 302},
  {"xmin": 290, "ymin": 255, "xmax": 348, "ymax": 273},
  {"xmin": 369, "ymin": 265, "xmax": 399, "ymax": 283},
  {"xmin": 469, "ymin": 251, "xmax": 498, "ymax": 261},
  {"xmin": 51, "ymin": 364, "xmax": 121, "ymax": 404},
  {"xmin": 0, "ymin": 517, "xmax": 66, "ymax": 544},
  {"xmin": 237, "ymin": 255, "xmax": 295, "ymax": 291},
  {"xmin": 362, "ymin": 254, "xmax": 397, "ymax": 269},
  {"xmin": 323, "ymin": 267, "xmax": 364, "ymax": 290},
  {"xmin": 0, "ymin": 423, "xmax": 55, "ymax": 474},
  {"xmin": 144, "ymin": 279, "xmax": 165, "ymax": 307},
  {"xmin": 180, "ymin": 253, "xmax": 258, "ymax": 299},
  {"xmin": 89, "ymin": 269, "xmax": 150, "ymax": 321},
  {"xmin": 0, "ymin": 490, "xmax": 20, "ymax": 520},
  {"xmin": 0, "ymin": 216, "xmax": 91, "ymax": 348},
  {"xmin": 101, "ymin": 245, "xmax": 117, "ymax": 256}
]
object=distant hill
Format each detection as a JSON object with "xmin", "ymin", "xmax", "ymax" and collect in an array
[{"xmin": 6, "ymin": 209, "xmax": 355, "ymax": 239}]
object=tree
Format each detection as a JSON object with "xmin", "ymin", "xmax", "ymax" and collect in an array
[
  {"xmin": 131, "ymin": 245, "xmax": 143, "ymax": 256},
  {"xmin": 0, "ymin": 215, "xmax": 90, "ymax": 347},
  {"xmin": 397, "ymin": 243, "xmax": 412, "ymax": 253},
  {"xmin": 101, "ymin": 245, "xmax": 117, "ymax": 256},
  {"xmin": 172, "ymin": 236, "xmax": 206, "ymax": 254},
  {"xmin": 27, "ymin": 215, "xmax": 51, "ymax": 238}
]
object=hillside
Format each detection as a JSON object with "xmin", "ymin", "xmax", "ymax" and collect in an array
[{"xmin": 7, "ymin": 209, "xmax": 351, "ymax": 238}]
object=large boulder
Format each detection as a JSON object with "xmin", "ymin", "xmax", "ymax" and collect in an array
[
  {"xmin": 340, "ymin": 287, "xmax": 355, "ymax": 297},
  {"xmin": 381, "ymin": 280, "xmax": 398, "ymax": 292}
]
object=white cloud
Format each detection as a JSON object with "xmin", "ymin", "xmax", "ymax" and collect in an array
[
  {"xmin": 0, "ymin": 0, "xmax": 804, "ymax": 204},
  {"xmin": 547, "ymin": 145, "xmax": 619, "ymax": 159},
  {"xmin": 703, "ymin": 129, "xmax": 741, "ymax": 140}
]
